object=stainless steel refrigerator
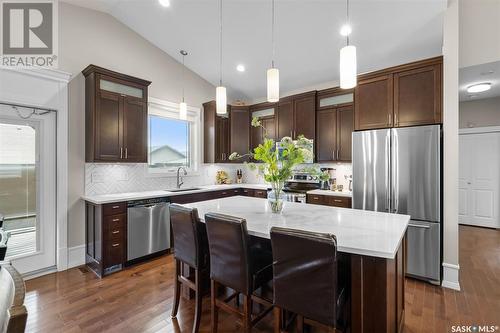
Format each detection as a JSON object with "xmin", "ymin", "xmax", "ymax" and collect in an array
[{"xmin": 352, "ymin": 125, "xmax": 441, "ymax": 283}]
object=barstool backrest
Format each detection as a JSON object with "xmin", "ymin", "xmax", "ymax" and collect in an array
[
  {"xmin": 205, "ymin": 213, "xmax": 251, "ymax": 295},
  {"xmin": 169, "ymin": 204, "xmax": 206, "ymax": 269},
  {"xmin": 270, "ymin": 227, "xmax": 338, "ymax": 327}
]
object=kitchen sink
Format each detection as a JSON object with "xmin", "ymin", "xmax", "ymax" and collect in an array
[{"xmin": 165, "ymin": 187, "xmax": 202, "ymax": 193}]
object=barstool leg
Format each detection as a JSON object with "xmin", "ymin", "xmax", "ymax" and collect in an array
[
  {"xmin": 211, "ymin": 280, "xmax": 219, "ymax": 333},
  {"xmin": 296, "ymin": 315, "xmax": 304, "ymax": 333},
  {"xmin": 171, "ymin": 259, "xmax": 181, "ymax": 318},
  {"xmin": 273, "ymin": 306, "xmax": 282, "ymax": 333},
  {"xmin": 192, "ymin": 269, "xmax": 202, "ymax": 333},
  {"xmin": 242, "ymin": 295, "xmax": 252, "ymax": 333}
]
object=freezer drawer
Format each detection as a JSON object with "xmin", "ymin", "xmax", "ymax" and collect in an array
[{"xmin": 406, "ymin": 220, "xmax": 440, "ymax": 282}]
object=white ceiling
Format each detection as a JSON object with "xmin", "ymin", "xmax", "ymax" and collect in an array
[
  {"xmin": 63, "ymin": 0, "xmax": 447, "ymax": 102},
  {"xmin": 459, "ymin": 61, "xmax": 500, "ymax": 102}
]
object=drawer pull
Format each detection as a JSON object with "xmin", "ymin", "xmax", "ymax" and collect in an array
[
  {"xmin": 313, "ymin": 197, "xmax": 319, "ymax": 200},
  {"xmin": 112, "ymin": 205, "xmax": 120, "ymax": 209},
  {"xmin": 112, "ymin": 243, "xmax": 120, "ymax": 247},
  {"xmin": 112, "ymin": 218, "xmax": 120, "ymax": 222},
  {"xmin": 333, "ymin": 199, "xmax": 343, "ymax": 203},
  {"xmin": 408, "ymin": 223, "xmax": 431, "ymax": 229},
  {"xmin": 112, "ymin": 230, "xmax": 120, "ymax": 234},
  {"xmin": 222, "ymin": 192, "xmax": 227, "ymax": 195}
]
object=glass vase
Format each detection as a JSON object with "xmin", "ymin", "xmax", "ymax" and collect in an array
[{"xmin": 267, "ymin": 186, "xmax": 285, "ymax": 214}]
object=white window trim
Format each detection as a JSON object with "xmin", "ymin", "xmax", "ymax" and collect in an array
[{"xmin": 145, "ymin": 97, "xmax": 201, "ymax": 177}]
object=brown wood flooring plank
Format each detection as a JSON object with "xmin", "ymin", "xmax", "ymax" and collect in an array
[{"xmin": 23, "ymin": 225, "xmax": 500, "ymax": 332}]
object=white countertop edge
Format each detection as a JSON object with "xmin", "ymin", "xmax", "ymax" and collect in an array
[
  {"xmin": 82, "ymin": 184, "xmax": 271, "ymax": 205},
  {"xmin": 306, "ymin": 189, "xmax": 352, "ymax": 197}
]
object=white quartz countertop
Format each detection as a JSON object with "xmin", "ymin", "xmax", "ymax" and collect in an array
[
  {"xmin": 185, "ymin": 196, "xmax": 409, "ymax": 259},
  {"xmin": 307, "ymin": 189, "xmax": 352, "ymax": 197},
  {"xmin": 82, "ymin": 184, "xmax": 271, "ymax": 204}
]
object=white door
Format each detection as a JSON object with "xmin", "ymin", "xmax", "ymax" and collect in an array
[
  {"xmin": 0, "ymin": 104, "xmax": 57, "ymax": 275},
  {"xmin": 459, "ymin": 132, "xmax": 500, "ymax": 228}
]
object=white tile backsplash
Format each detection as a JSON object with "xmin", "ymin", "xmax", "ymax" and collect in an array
[{"xmin": 84, "ymin": 162, "xmax": 352, "ymax": 195}]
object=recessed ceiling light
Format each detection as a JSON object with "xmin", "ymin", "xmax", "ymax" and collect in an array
[
  {"xmin": 236, "ymin": 64, "xmax": 245, "ymax": 72},
  {"xmin": 467, "ymin": 83, "xmax": 492, "ymax": 93},
  {"xmin": 340, "ymin": 24, "xmax": 352, "ymax": 37},
  {"xmin": 158, "ymin": 0, "xmax": 170, "ymax": 8}
]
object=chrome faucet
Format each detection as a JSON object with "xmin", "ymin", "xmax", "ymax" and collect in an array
[{"xmin": 176, "ymin": 167, "xmax": 187, "ymax": 189}]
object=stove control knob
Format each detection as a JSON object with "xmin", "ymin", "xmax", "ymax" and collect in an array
[{"xmin": 308, "ymin": 176, "xmax": 313, "ymax": 180}]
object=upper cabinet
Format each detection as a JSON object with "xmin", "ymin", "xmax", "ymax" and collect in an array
[
  {"xmin": 316, "ymin": 89, "xmax": 354, "ymax": 162},
  {"xmin": 250, "ymin": 102, "xmax": 277, "ymax": 151},
  {"xmin": 230, "ymin": 106, "xmax": 250, "ymax": 161},
  {"xmin": 83, "ymin": 65, "xmax": 151, "ymax": 163},
  {"xmin": 203, "ymin": 101, "xmax": 231, "ymax": 163},
  {"xmin": 277, "ymin": 91, "xmax": 316, "ymax": 140},
  {"xmin": 354, "ymin": 56, "xmax": 442, "ymax": 131}
]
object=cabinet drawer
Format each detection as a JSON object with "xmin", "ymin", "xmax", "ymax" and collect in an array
[
  {"xmin": 307, "ymin": 194, "xmax": 326, "ymax": 205},
  {"xmin": 105, "ymin": 241, "xmax": 124, "ymax": 267},
  {"xmin": 103, "ymin": 202, "xmax": 126, "ymax": 216},
  {"xmin": 104, "ymin": 214, "xmax": 125, "ymax": 241},
  {"xmin": 254, "ymin": 190, "xmax": 268, "ymax": 198},
  {"xmin": 241, "ymin": 188, "xmax": 255, "ymax": 197},
  {"xmin": 328, "ymin": 196, "xmax": 352, "ymax": 208}
]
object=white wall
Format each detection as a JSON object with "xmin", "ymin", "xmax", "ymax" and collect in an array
[
  {"xmin": 460, "ymin": 96, "xmax": 500, "ymax": 128},
  {"xmin": 442, "ymin": 0, "xmax": 460, "ymax": 290},
  {"xmin": 59, "ymin": 3, "xmax": 215, "ymax": 247},
  {"xmin": 459, "ymin": 0, "xmax": 500, "ymax": 68}
]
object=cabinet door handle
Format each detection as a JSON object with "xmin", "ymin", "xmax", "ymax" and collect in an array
[
  {"xmin": 112, "ymin": 206, "xmax": 120, "ymax": 209},
  {"xmin": 337, "ymin": 149, "xmax": 339, "ymax": 160},
  {"xmin": 125, "ymin": 148, "xmax": 128, "ymax": 159},
  {"xmin": 112, "ymin": 218, "xmax": 120, "ymax": 222},
  {"xmin": 408, "ymin": 223, "xmax": 430, "ymax": 229},
  {"xmin": 112, "ymin": 230, "xmax": 120, "ymax": 234},
  {"xmin": 333, "ymin": 150, "xmax": 335, "ymax": 161},
  {"xmin": 120, "ymin": 147, "xmax": 123, "ymax": 159},
  {"xmin": 112, "ymin": 243, "xmax": 120, "ymax": 247},
  {"xmin": 388, "ymin": 113, "xmax": 392, "ymax": 125}
]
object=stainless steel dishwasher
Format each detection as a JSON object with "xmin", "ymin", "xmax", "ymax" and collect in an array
[{"xmin": 127, "ymin": 197, "xmax": 170, "ymax": 261}]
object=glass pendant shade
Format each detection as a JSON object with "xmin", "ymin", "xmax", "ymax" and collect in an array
[
  {"xmin": 179, "ymin": 102, "xmax": 187, "ymax": 120},
  {"xmin": 340, "ymin": 45, "xmax": 357, "ymax": 89},
  {"xmin": 267, "ymin": 68, "xmax": 280, "ymax": 102},
  {"xmin": 216, "ymin": 86, "xmax": 227, "ymax": 114}
]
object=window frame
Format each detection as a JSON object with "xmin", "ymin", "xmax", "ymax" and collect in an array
[{"xmin": 146, "ymin": 97, "xmax": 201, "ymax": 177}]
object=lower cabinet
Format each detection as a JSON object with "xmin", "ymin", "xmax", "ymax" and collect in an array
[
  {"xmin": 306, "ymin": 194, "xmax": 352, "ymax": 208},
  {"xmin": 86, "ymin": 202, "xmax": 127, "ymax": 278}
]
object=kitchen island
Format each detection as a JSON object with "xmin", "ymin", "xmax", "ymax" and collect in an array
[{"xmin": 186, "ymin": 196, "xmax": 409, "ymax": 333}]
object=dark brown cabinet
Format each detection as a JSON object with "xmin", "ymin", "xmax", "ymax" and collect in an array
[
  {"xmin": 249, "ymin": 102, "xmax": 277, "ymax": 151},
  {"xmin": 83, "ymin": 65, "xmax": 151, "ymax": 163},
  {"xmin": 229, "ymin": 106, "xmax": 250, "ymax": 161},
  {"xmin": 86, "ymin": 202, "xmax": 127, "ymax": 277},
  {"xmin": 277, "ymin": 91, "xmax": 316, "ymax": 140},
  {"xmin": 337, "ymin": 106, "xmax": 354, "ymax": 161},
  {"xmin": 316, "ymin": 105, "xmax": 353, "ymax": 162},
  {"xmin": 354, "ymin": 56, "xmax": 442, "ymax": 131},
  {"xmin": 394, "ymin": 64, "xmax": 442, "ymax": 127},
  {"xmin": 306, "ymin": 194, "xmax": 352, "ymax": 208},
  {"xmin": 203, "ymin": 101, "xmax": 231, "ymax": 163}
]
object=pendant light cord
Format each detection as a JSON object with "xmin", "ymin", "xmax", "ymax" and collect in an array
[
  {"xmin": 346, "ymin": 0, "xmax": 350, "ymax": 46},
  {"xmin": 219, "ymin": 0, "xmax": 223, "ymax": 86},
  {"xmin": 182, "ymin": 52, "xmax": 185, "ymax": 103},
  {"xmin": 271, "ymin": 0, "xmax": 275, "ymax": 68}
]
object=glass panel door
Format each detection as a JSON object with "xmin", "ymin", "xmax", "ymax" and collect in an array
[{"xmin": 0, "ymin": 104, "xmax": 56, "ymax": 275}]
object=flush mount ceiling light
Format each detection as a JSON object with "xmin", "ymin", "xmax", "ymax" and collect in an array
[
  {"xmin": 236, "ymin": 64, "xmax": 246, "ymax": 72},
  {"xmin": 215, "ymin": 0, "xmax": 227, "ymax": 115},
  {"xmin": 158, "ymin": 0, "xmax": 170, "ymax": 8},
  {"xmin": 179, "ymin": 50, "xmax": 188, "ymax": 120},
  {"xmin": 267, "ymin": 0, "xmax": 279, "ymax": 103},
  {"xmin": 339, "ymin": 0, "xmax": 357, "ymax": 89},
  {"xmin": 466, "ymin": 83, "xmax": 492, "ymax": 93}
]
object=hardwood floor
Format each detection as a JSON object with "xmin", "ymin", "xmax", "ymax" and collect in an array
[{"xmin": 24, "ymin": 225, "xmax": 500, "ymax": 332}]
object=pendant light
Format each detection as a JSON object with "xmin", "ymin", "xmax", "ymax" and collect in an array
[
  {"xmin": 179, "ymin": 50, "xmax": 188, "ymax": 120},
  {"xmin": 339, "ymin": 0, "xmax": 357, "ymax": 89},
  {"xmin": 216, "ymin": 0, "xmax": 227, "ymax": 115},
  {"xmin": 267, "ymin": 0, "xmax": 279, "ymax": 102}
]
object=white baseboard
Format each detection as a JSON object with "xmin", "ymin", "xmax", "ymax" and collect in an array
[
  {"xmin": 68, "ymin": 245, "xmax": 86, "ymax": 269},
  {"xmin": 442, "ymin": 262, "xmax": 461, "ymax": 290},
  {"xmin": 22, "ymin": 266, "xmax": 58, "ymax": 280}
]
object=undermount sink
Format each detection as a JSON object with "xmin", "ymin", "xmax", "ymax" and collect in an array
[{"xmin": 165, "ymin": 187, "xmax": 202, "ymax": 193}]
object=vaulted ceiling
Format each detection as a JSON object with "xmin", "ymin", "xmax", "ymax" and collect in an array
[{"xmin": 63, "ymin": 0, "xmax": 447, "ymax": 102}]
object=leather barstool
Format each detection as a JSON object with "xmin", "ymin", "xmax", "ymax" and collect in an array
[
  {"xmin": 270, "ymin": 227, "xmax": 348, "ymax": 333},
  {"xmin": 205, "ymin": 213, "xmax": 274, "ymax": 333},
  {"xmin": 169, "ymin": 204, "xmax": 210, "ymax": 333}
]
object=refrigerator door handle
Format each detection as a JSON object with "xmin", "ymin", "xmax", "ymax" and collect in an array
[
  {"xmin": 393, "ymin": 130, "xmax": 399, "ymax": 214},
  {"xmin": 385, "ymin": 132, "xmax": 391, "ymax": 212}
]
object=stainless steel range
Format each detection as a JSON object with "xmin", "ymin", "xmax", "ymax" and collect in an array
[{"xmin": 283, "ymin": 172, "xmax": 321, "ymax": 203}]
